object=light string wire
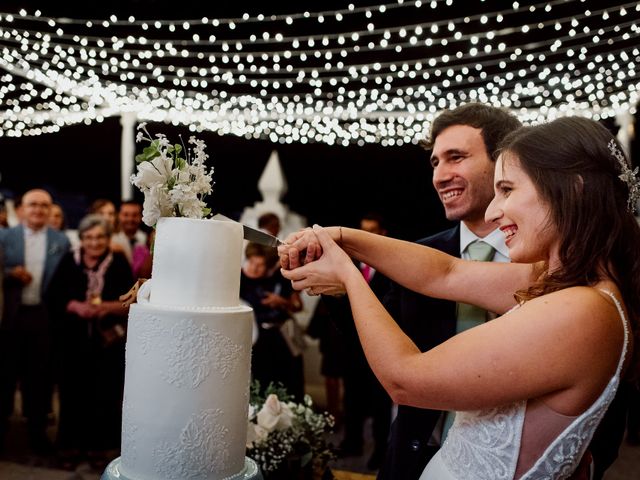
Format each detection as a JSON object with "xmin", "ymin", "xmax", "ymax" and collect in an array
[
  {"xmin": 2, "ymin": 18, "xmax": 636, "ymax": 89},
  {"xmin": 2, "ymin": 0, "xmax": 635, "ymax": 55},
  {"xmin": 0, "ymin": 0, "xmax": 638, "ymax": 144}
]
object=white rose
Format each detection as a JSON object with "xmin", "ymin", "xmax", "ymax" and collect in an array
[
  {"xmin": 142, "ymin": 185, "xmax": 174, "ymax": 227},
  {"xmin": 246, "ymin": 422, "xmax": 269, "ymax": 449},
  {"xmin": 131, "ymin": 155, "xmax": 174, "ymax": 191},
  {"xmin": 189, "ymin": 167, "xmax": 213, "ymax": 195},
  {"xmin": 180, "ymin": 198, "xmax": 206, "ymax": 219},
  {"xmin": 141, "ymin": 191, "xmax": 161, "ymax": 227},
  {"xmin": 256, "ymin": 394, "xmax": 295, "ymax": 433},
  {"xmin": 170, "ymin": 186, "xmax": 204, "ymax": 219}
]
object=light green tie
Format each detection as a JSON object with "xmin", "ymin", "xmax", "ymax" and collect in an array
[
  {"xmin": 456, "ymin": 240, "xmax": 496, "ymax": 333},
  {"xmin": 442, "ymin": 240, "xmax": 495, "ymax": 443}
]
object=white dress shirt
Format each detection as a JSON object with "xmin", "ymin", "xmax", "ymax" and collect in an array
[
  {"xmin": 459, "ymin": 222, "xmax": 509, "ymax": 263},
  {"xmin": 22, "ymin": 226, "xmax": 47, "ymax": 305}
]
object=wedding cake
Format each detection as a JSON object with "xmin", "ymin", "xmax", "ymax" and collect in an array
[{"xmin": 102, "ymin": 217, "xmax": 261, "ymax": 480}]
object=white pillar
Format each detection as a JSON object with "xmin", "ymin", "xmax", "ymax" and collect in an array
[
  {"xmin": 615, "ymin": 110, "xmax": 637, "ymax": 216},
  {"xmin": 120, "ymin": 112, "xmax": 137, "ymax": 200},
  {"xmin": 615, "ymin": 110, "xmax": 634, "ymax": 155}
]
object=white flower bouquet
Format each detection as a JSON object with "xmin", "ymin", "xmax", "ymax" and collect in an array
[
  {"xmin": 247, "ymin": 382, "xmax": 335, "ymax": 478},
  {"xmin": 131, "ymin": 123, "xmax": 214, "ymax": 227}
]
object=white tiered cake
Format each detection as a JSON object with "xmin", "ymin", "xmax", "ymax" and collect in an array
[{"xmin": 103, "ymin": 217, "xmax": 261, "ymax": 480}]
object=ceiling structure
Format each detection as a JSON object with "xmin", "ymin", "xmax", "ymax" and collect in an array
[{"xmin": 0, "ymin": 0, "xmax": 638, "ymax": 146}]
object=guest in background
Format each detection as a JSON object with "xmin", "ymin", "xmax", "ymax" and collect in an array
[
  {"xmin": 0, "ymin": 189, "xmax": 70, "ymax": 455},
  {"xmin": 0, "ymin": 196, "xmax": 8, "ymax": 228},
  {"xmin": 48, "ymin": 204, "xmax": 66, "ymax": 231},
  {"xmin": 322, "ymin": 212, "xmax": 392, "ymax": 470},
  {"xmin": 89, "ymin": 199, "xmax": 124, "ymax": 258},
  {"xmin": 241, "ymin": 242, "xmax": 304, "ymax": 400},
  {"xmin": 47, "ymin": 214, "xmax": 133, "ymax": 469},
  {"xmin": 131, "ymin": 229, "xmax": 153, "ymax": 279},
  {"xmin": 306, "ymin": 297, "xmax": 345, "ymax": 427},
  {"xmin": 258, "ymin": 212, "xmax": 281, "ymax": 237},
  {"xmin": 111, "ymin": 200, "xmax": 148, "ymax": 268},
  {"xmin": 89, "ymin": 199, "xmax": 117, "ymax": 232},
  {"xmin": 49, "ymin": 203, "xmax": 80, "ymax": 250}
]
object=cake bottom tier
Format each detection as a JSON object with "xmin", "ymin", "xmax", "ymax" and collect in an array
[
  {"xmin": 102, "ymin": 457, "xmax": 263, "ymax": 480},
  {"xmin": 119, "ymin": 303, "xmax": 254, "ymax": 480}
]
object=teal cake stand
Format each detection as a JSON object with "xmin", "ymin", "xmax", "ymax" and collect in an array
[{"xmin": 102, "ymin": 456, "xmax": 263, "ymax": 480}]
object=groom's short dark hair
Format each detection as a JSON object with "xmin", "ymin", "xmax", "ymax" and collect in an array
[{"xmin": 421, "ymin": 103, "xmax": 522, "ymax": 161}]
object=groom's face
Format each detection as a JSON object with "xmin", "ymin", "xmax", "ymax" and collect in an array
[{"xmin": 430, "ymin": 124, "xmax": 496, "ymax": 224}]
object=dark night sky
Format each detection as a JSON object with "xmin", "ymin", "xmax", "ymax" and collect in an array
[{"xmin": 0, "ymin": 1, "xmax": 637, "ymax": 240}]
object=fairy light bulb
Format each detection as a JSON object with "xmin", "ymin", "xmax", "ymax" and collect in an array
[{"xmin": 0, "ymin": 2, "xmax": 637, "ymax": 143}]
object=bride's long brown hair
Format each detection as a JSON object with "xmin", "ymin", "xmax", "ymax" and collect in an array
[{"xmin": 500, "ymin": 117, "xmax": 640, "ymax": 378}]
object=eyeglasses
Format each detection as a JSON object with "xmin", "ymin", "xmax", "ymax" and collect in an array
[
  {"xmin": 24, "ymin": 202, "xmax": 51, "ymax": 209},
  {"xmin": 82, "ymin": 234, "xmax": 108, "ymax": 241}
]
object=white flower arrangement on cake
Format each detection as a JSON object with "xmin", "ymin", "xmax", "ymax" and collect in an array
[
  {"xmin": 247, "ymin": 382, "xmax": 335, "ymax": 476},
  {"xmin": 131, "ymin": 123, "xmax": 214, "ymax": 227}
]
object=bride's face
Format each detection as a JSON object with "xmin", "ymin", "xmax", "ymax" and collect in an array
[{"xmin": 485, "ymin": 153, "xmax": 560, "ymax": 268}]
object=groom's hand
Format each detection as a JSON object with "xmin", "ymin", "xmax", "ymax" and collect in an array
[{"xmin": 278, "ymin": 229, "xmax": 322, "ymax": 270}]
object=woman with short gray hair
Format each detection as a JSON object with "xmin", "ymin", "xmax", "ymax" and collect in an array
[{"xmin": 48, "ymin": 213, "xmax": 133, "ymax": 469}]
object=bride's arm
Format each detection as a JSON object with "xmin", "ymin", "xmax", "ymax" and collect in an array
[
  {"xmin": 282, "ymin": 227, "xmax": 622, "ymax": 411},
  {"xmin": 347, "ymin": 278, "xmax": 620, "ymax": 412},
  {"xmin": 282, "ymin": 225, "xmax": 536, "ymax": 314}
]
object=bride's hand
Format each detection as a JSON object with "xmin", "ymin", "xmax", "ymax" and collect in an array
[{"xmin": 280, "ymin": 225, "xmax": 357, "ymax": 296}]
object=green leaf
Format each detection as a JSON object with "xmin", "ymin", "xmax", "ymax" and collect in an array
[
  {"xmin": 173, "ymin": 144, "xmax": 182, "ymax": 154},
  {"xmin": 135, "ymin": 144, "xmax": 161, "ymax": 163},
  {"xmin": 176, "ymin": 157, "xmax": 186, "ymax": 169},
  {"xmin": 202, "ymin": 207, "xmax": 212, "ymax": 217}
]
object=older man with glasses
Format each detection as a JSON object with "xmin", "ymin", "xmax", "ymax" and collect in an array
[{"xmin": 0, "ymin": 189, "xmax": 70, "ymax": 456}]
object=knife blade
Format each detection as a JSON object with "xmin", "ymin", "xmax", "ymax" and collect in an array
[{"xmin": 212, "ymin": 214, "xmax": 285, "ymax": 247}]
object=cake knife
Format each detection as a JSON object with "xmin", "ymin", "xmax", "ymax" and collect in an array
[{"xmin": 212, "ymin": 214, "xmax": 285, "ymax": 247}]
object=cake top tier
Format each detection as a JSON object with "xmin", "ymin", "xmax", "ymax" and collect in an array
[{"xmin": 149, "ymin": 217, "xmax": 243, "ymax": 308}]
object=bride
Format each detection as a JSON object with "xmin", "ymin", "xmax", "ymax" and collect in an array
[{"xmin": 278, "ymin": 116, "xmax": 639, "ymax": 479}]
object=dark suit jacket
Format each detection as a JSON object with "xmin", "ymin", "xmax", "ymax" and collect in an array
[
  {"xmin": 377, "ymin": 225, "xmax": 459, "ymax": 480},
  {"xmin": 0, "ymin": 224, "xmax": 70, "ymax": 328}
]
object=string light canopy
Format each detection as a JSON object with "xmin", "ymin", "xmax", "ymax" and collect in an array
[{"xmin": 0, "ymin": 0, "xmax": 638, "ymax": 146}]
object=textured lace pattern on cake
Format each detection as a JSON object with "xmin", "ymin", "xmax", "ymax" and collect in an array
[
  {"xmin": 136, "ymin": 313, "xmax": 244, "ymax": 387},
  {"xmin": 440, "ymin": 402, "xmax": 526, "ymax": 480},
  {"xmin": 121, "ymin": 395, "xmax": 139, "ymax": 467},
  {"xmin": 153, "ymin": 409, "xmax": 231, "ymax": 478}
]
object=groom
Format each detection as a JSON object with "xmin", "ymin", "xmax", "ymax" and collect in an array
[{"xmin": 377, "ymin": 103, "xmax": 519, "ymax": 479}]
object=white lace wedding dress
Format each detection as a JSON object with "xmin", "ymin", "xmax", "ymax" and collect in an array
[{"xmin": 420, "ymin": 290, "xmax": 629, "ymax": 480}]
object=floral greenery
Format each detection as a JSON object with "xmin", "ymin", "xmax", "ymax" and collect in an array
[
  {"xmin": 131, "ymin": 123, "xmax": 214, "ymax": 227},
  {"xmin": 247, "ymin": 381, "xmax": 336, "ymax": 475}
]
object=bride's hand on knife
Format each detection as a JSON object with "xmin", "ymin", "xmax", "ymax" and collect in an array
[{"xmin": 280, "ymin": 225, "xmax": 357, "ymax": 297}]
